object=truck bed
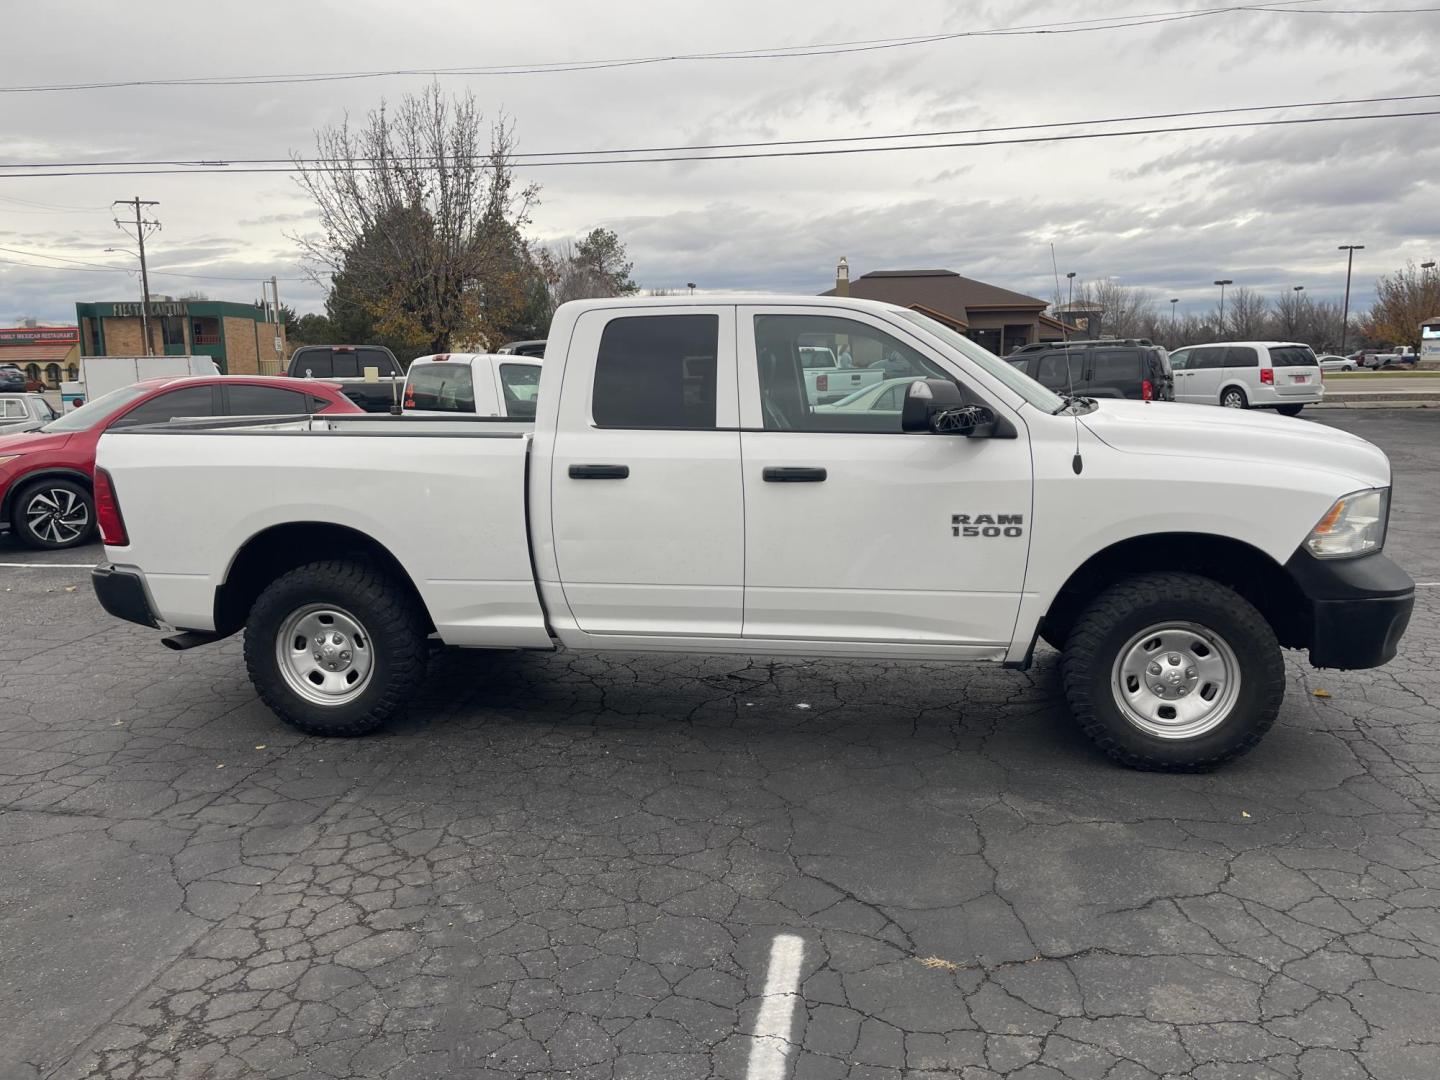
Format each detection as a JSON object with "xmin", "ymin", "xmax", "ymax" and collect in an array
[{"xmin": 96, "ymin": 413, "xmax": 550, "ymax": 648}]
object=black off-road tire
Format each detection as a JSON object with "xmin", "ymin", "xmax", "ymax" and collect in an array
[
  {"xmin": 1276, "ymin": 404, "xmax": 1305, "ymax": 417},
  {"xmin": 243, "ymin": 559, "xmax": 428, "ymax": 737},
  {"xmin": 1061, "ymin": 572, "xmax": 1285, "ymax": 771},
  {"xmin": 11, "ymin": 478, "xmax": 95, "ymax": 550}
]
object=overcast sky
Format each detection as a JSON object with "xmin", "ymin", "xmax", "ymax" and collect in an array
[{"xmin": 1, "ymin": 0, "xmax": 1436, "ymax": 325}]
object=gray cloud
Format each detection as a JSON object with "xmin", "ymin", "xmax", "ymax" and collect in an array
[{"xmin": 0, "ymin": 0, "xmax": 1436, "ymax": 324}]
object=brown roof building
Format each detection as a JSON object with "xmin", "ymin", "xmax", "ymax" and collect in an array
[{"xmin": 822, "ymin": 264, "xmax": 1068, "ymax": 355}]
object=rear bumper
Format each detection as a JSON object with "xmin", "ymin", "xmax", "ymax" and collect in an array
[
  {"xmin": 92, "ymin": 564, "xmax": 159, "ymax": 629},
  {"xmin": 1284, "ymin": 550, "xmax": 1414, "ymax": 669}
]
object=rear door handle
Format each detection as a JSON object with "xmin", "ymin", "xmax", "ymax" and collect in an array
[
  {"xmin": 568, "ymin": 464, "xmax": 629, "ymax": 480},
  {"xmin": 763, "ymin": 466, "xmax": 827, "ymax": 483}
]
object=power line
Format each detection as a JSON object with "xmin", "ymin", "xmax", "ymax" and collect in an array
[
  {"xmin": 1, "ymin": 90, "xmax": 1434, "ymax": 171},
  {"xmin": 0, "ymin": 247, "xmax": 308, "ymax": 281},
  {"xmin": 0, "ymin": 107, "xmax": 1435, "ymax": 178},
  {"xmin": 6, "ymin": 1, "xmax": 1427, "ymax": 94}
]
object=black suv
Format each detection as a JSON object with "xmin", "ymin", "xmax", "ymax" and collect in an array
[
  {"xmin": 0, "ymin": 364, "xmax": 26, "ymax": 392},
  {"xmin": 1006, "ymin": 339, "xmax": 1174, "ymax": 402}
]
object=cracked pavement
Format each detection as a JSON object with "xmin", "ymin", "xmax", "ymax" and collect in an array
[{"xmin": 2, "ymin": 408, "xmax": 1438, "ymax": 1079}]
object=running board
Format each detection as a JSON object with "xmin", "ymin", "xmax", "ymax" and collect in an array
[{"xmin": 161, "ymin": 631, "xmax": 226, "ymax": 651}]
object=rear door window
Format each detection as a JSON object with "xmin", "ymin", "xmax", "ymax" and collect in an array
[
  {"xmin": 1269, "ymin": 346, "xmax": 1316, "ymax": 368},
  {"xmin": 406, "ymin": 363, "xmax": 476, "ymax": 412},
  {"xmin": 226, "ymin": 384, "xmax": 309, "ymax": 416},
  {"xmin": 593, "ymin": 315, "xmax": 718, "ymax": 429},
  {"xmin": 1089, "ymin": 350, "xmax": 1141, "ymax": 391},
  {"xmin": 1224, "ymin": 347, "xmax": 1259, "ymax": 368},
  {"xmin": 498, "ymin": 363, "xmax": 541, "ymax": 418}
]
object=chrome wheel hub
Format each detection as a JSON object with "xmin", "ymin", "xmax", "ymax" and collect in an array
[
  {"xmin": 1111, "ymin": 622, "xmax": 1240, "ymax": 740},
  {"xmin": 275, "ymin": 605, "xmax": 374, "ymax": 706},
  {"xmin": 26, "ymin": 488, "xmax": 89, "ymax": 545}
]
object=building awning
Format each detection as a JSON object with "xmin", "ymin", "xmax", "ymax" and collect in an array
[{"xmin": 0, "ymin": 344, "xmax": 76, "ymax": 363}]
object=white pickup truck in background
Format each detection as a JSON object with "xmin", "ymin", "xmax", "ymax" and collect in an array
[
  {"xmin": 800, "ymin": 344, "xmax": 887, "ymax": 404},
  {"xmin": 403, "ymin": 353, "xmax": 542, "ymax": 418},
  {"xmin": 91, "ymin": 295, "xmax": 1414, "ymax": 770}
]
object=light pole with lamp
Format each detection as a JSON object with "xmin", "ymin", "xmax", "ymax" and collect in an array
[
  {"xmin": 1214, "ymin": 279, "xmax": 1233, "ymax": 333},
  {"xmin": 1338, "ymin": 245, "xmax": 1364, "ymax": 354}
]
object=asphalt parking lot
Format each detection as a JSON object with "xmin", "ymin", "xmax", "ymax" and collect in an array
[{"xmin": 2, "ymin": 409, "xmax": 1438, "ymax": 1080}]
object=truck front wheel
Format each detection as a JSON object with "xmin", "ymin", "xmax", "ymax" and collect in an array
[
  {"xmin": 1061, "ymin": 572, "xmax": 1284, "ymax": 770},
  {"xmin": 243, "ymin": 559, "xmax": 429, "ymax": 737}
]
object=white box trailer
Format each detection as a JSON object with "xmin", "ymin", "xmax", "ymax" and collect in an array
[{"xmin": 76, "ymin": 355, "xmax": 219, "ymax": 404}]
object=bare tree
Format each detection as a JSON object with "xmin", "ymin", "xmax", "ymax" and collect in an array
[
  {"xmin": 293, "ymin": 85, "xmax": 540, "ymax": 354},
  {"xmin": 1072, "ymin": 279, "xmax": 1157, "ymax": 339},
  {"xmin": 1214, "ymin": 285, "xmax": 1271, "ymax": 340}
]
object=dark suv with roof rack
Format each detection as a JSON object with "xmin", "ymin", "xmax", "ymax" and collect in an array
[{"xmin": 1005, "ymin": 339, "xmax": 1174, "ymax": 402}]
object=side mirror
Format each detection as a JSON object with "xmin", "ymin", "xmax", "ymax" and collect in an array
[
  {"xmin": 901, "ymin": 379, "xmax": 1002, "ymax": 438},
  {"xmin": 901, "ymin": 379, "xmax": 964, "ymax": 432}
]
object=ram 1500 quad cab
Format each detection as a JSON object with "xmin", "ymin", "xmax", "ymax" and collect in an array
[{"xmin": 90, "ymin": 296, "xmax": 1414, "ymax": 770}]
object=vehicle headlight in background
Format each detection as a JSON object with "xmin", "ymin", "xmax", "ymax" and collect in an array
[{"xmin": 1305, "ymin": 488, "xmax": 1389, "ymax": 558}]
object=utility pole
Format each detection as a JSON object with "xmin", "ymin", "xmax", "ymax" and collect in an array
[
  {"xmin": 1214, "ymin": 279, "xmax": 1233, "ymax": 333},
  {"xmin": 270, "ymin": 275, "xmax": 283, "ymax": 365},
  {"xmin": 1338, "ymin": 245, "xmax": 1364, "ymax": 354},
  {"xmin": 114, "ymin": 197, "xmax": 160, "ymax": 355}
]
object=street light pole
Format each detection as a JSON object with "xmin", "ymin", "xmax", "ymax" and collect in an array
[
  {"xmin": 1214, "ymin": 279, "xmax": 1233, "ymax": 332},
  {"xmin": 1338, "ymin": 245, "xmax": 1364, "ymax": 354}
]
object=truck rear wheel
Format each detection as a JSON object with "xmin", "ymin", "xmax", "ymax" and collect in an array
[
  {"xmin": 1060, "ymin": 572, "xmax": 1284, "ymax": 770},
  {"xmin": 243, "ymin": 559, "xmax": 428, "ymax": 737}
]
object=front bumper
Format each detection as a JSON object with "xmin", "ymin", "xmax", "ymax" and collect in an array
[
  {"xmin": 92, "ymin": 564, "xmax": 159, "ymax": 629},
  {"xmin": 1284, "ymin": 550, "xmax": 1414, "ymax": 669}
]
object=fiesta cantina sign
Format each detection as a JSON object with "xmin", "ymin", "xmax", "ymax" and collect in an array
[
  {"xmin": 110, "ymin": 301, "xmax": 186, "ymax": 317},
  {"xmin": 0, "ymin": 326, "xmax": 80, "ymax": 344}
]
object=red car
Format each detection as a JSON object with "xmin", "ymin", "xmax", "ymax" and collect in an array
[{"xmin": 0, "ymin": 376, "xmax": 362, "ymax": 550}]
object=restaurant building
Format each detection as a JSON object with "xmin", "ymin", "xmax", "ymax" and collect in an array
[
  {"xmin": 74, "ymin": 299, "xmax": 285, "ymax": 374},
  {"xmin": 0, "ymin": 324, "xmax": 82, "ymax": 389},
  {"xmin": 824, "ymin": 262, "xmax": 1070, "ymax": 354}
]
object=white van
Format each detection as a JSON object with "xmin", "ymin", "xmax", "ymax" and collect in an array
[
  {"xmin": 1168, "ymin": 341, "xmax": 1323, "ymax": 415},
  {"xmin": 402, "ymin": 353, "xmax": 541, "ymax": 418}
]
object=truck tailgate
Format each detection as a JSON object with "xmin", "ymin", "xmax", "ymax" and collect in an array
[{"xmin": 97, "ymin": 424, "xmax": 551, "ymax": 648}]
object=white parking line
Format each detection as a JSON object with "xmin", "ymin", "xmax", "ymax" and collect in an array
[
  {"xmin": 747, "ymin": 933, "xmax": 805, "ymax": 1080},
  {"xmin": 0, "ymin": 562, "xmax": 96, "ymax": 569}
]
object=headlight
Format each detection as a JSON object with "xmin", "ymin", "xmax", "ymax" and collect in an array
[
  {"xmin": 0, "ymin": 455, "xmax": 21, "ymax": 468},
  {"xmin": 1305, "ymin": 487, "xmax": 1389, "ymax": 558}
]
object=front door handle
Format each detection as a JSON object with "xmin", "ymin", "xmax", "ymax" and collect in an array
[
  {"xmin": 763, "ymin": 466, "xmax": 827, "ymax": 483},
  {"xmin": 569, "ymin": 464, "xmax": 629, "ymax": 480}
]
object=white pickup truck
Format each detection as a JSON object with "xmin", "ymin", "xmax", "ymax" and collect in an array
[
  {"xmin": 402, "ymin": 352, "xmax": 542, "ymax": 418},
  {"xmin": 90, "ymin": 295, "xmax": 1414, "ymax": 770}
]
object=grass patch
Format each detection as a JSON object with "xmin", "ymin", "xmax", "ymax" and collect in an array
[{"xmin": 1324, "ymin": 370, "xmax": 1440, "ymax": 380}]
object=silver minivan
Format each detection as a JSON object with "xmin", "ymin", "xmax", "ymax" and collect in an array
[{"xmin": 1168, "ymin": 341, "xmax": 1323, "ymax": 415}]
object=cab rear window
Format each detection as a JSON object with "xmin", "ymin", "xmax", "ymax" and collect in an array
[
  {"xmin": 405, "ymin": 363, "xmax": 475, "ymax": 412},
  {"xmin": 1269, "ymin": 346, "xmax": 1317, "ymax": 368}
]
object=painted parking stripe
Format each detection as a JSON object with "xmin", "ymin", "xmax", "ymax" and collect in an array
[{"xmin": 747, "ymin": 933, "xmax": 805, "ymax": 1080}]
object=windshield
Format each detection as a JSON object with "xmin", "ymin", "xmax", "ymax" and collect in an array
[
  {"xmin": 41, "ymin": 384, "xmax": 152, "ymax": 432},
  {"xmin": 894, "ymin": 310, "xmax": 1065, "ymax": 412}
]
